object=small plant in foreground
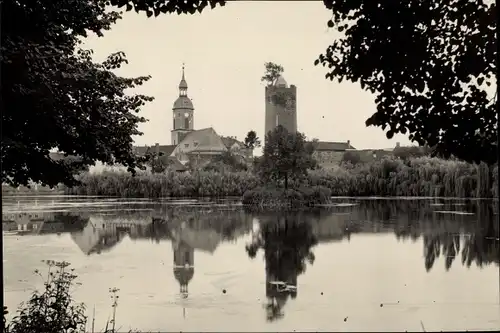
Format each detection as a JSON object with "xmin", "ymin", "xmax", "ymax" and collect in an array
[{"xmin": 4, "ymin": 260, "xmax": 87, "ymax": 333}]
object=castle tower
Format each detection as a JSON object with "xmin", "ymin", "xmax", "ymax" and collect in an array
[
  {"xmin": 172, "ymin": 238, "xmax": 194, "ymax": 296},
  {"xmin": 171, "ymin": 64, "xmax": 195, "ymax": 145},
  {"xmin": 264, "ymin": 75, "xmax": 297, "ymax": 137}
]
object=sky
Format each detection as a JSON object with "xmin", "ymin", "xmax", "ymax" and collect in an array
[{"xmin": 82, "ymin": 1, "xmax": 412, "ymax": 155}]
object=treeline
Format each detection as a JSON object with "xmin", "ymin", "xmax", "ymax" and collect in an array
[{"xmin": 65, "ymin": 156, "xmax": 498, "ymax": 198}]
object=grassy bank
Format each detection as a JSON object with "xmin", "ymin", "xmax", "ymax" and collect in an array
[{"xmin": 65, "ymin": 157, "xmax": 498, "ymax": 199}]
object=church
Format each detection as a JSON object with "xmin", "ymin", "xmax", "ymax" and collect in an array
[
  {"xmin": 134, "ymin": 65, "xmax": 356, "ymax": 170},
  {"xmin": 133, "ymin": 65, "xmax": 252, "ymax": 169}
]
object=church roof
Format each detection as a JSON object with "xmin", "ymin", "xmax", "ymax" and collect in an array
[
  {"xmin": 173, "ymin": 96, "xmax": 194, "ymax": 110},
  {"xmin": 133, "ymin": 145, "xmax": 176, "ymax": 157},
  {"xmin": 177, "ymin": 227, "xmax": 221, "ymax": 253},
  {"xmin": 180, "ymin": 127, "xmax": 227, "ymax": 153},
  {"xmin": 160, "ymin": 155, "xmax": 187, "ymax": 172},
  {"xmin": 220, "ymin": 136, "xmax": 245, "ymax": 149}
]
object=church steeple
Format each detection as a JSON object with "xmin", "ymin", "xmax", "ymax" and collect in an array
[
  {"xmin": 171, "ymin": 63, "xmax": 194, "ymax": 145},
  {"xmin": 179, "ymin": 64, "xmax": 188, "ymax": 96}
]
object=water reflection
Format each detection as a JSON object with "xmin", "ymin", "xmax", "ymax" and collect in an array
[
  {"xmin": 246, "ymin": 212, "xmax": 318, "ymax": 321},
  {"xmin": 2, "ymin": 199, "xmax": 498, "ymax": 276}
]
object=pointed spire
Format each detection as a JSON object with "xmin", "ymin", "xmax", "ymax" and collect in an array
[{"xmin": 179, "ymin": 63, "xmax": 188, "ymax": 93}]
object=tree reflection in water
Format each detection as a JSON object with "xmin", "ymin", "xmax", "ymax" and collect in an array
[
  {"xmin": 245, "ymin": 212, "xmax": 318, "ymax": 322},
  {"xmin": 423, "ymin": 203, "xmax": 499, "ymax": 271}
]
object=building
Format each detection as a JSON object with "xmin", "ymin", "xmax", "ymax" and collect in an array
[
  {"xmin": 264, "ymin": 75, "xmax": 297, "ymax": 135},
  {"xmin": 311, "ymin": 140, "xmax": 356, "ymax": 168},
  {"xmin": 262, "ymin": 73, "xmax": 359, "ymax": 168},
  {"xmin": 133, "ymin": 65, "xmax": 252, "ymax": 168}
]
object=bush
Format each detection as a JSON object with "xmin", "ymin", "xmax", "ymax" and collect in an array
[{"xmin": 242, "ymin": 185, "xmax": 331, "ymax": 208}]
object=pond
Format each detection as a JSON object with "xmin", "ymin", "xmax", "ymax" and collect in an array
[{"xmin": 2, "ymin": 196, "xmax": 499, "ymax": 332}]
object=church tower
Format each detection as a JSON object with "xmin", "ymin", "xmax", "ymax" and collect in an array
[
  {"xmin": 172, "ymin": 238, "xmax": 194, "ymax": 296},
  {"xmin": 171, "ymin": 65, "xmax": 194, "ymax": 145},
  {"xmin": 264, "ymin": 75, "xmax": 297, "ymax": 137}
]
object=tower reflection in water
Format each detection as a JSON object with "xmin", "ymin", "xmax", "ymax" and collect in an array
[{"xmin": 246, "ymin": 212, "xmax": 318, "ymax": 321}]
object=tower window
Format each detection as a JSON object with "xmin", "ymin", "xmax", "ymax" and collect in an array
[{"xmin": 184, "ymin": 144, "xmax": 189, "ymax": 148}]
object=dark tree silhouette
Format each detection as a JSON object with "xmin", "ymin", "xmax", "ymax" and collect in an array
[
  {"xmin": 2, "ymin": 0, "xmax": 226, "ymax": 188},
  {"xmin": 110, "ymin": 0, "xmax": 226, "ymax": 16},
  {"xmin": 316, "ymin": 0, "xmax": 497, "ymax": 165},
  {"xmin": 244, "ymin": 130, "xmax": 261, "ymax": 150},
  {"xmin": 258, "ymin": 126, "xmax": 317, "ymax": 189},
  {"xmin": 261, "ymin": 62, "xmax": 285, "ymax": 86},
  {"xmin": 2, "ymin": 0, "xmax": 154, "ymax": 187}
]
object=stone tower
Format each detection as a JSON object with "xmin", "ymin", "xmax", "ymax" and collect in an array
[
  {"xmin": 264, "ymin": 75, "xmax": 297, "ymax": 137},
  {"xmin": 171, "ymin": 64, "xmax": 194, "ymax": 145}
]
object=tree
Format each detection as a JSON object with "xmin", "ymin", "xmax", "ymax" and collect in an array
[
  {"xmin": 258, "ymin": 125, "xmax": 317, "ymax": 189},
  {"xmin": 244, "ymin": 130, "xmax": 261, "ymax": 150},
  {"xmin": 316, "ymin": 0, "xmax": 497, "ymax": 165},
  {"xmin": 110, "ymin": 0, "xmax": 226, "ymax": 17},
  {"xmin": 2, "ymin": 0, "xmax": 156, "ymax": 188},
  {"xmin": 143, "ymin": 148, "xmax": 166, "ymax": 173},
  {"xmin": 393, "ymin": 146, "xmax": 428, "ymax": 161},
  {"xmin": 341, "ymin": 151, "xmax": 361, "ymax": 165},
  {"xmin": 261, "ymin": 62, "xmax": 284, "ymax": 86},
  {"xmin": 203, "ymin": 151, "xmax": 248, "ymax": 172},
  {"xmin": 1, "ymin": 0, "xmax": 227, "ymax": 188}
]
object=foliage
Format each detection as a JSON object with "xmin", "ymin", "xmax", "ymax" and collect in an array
[
  {"xmin": 258, "ymin": 126, "xmax": 317, "ymax": 189},
  {"xmin": 244, "ymin": 130, "xmax": 261, "ymax": 150},
  {"xmin": 66, "ymin": 156, "xmax": 498, "ymax": 199},
  {"xmin": 4, "ymin": 260, "xmax": 87, "ymax": 333},
  {"xmin": 393, "ymin": 145, "xmax": 430, "ymax": 161},
  {"xmin": 202, "ymin": 151, "xmax": 248, "ymax": 173},
  {"xmin": 261, "ymin": 62, "xmax": 284, "ymax": 86},
  {"xmin": 242, "ymin": 185, "xmax": 331, "ymax": 208},
  {"xmin": 341, "ymin": 151, "xmax": 361, "ymax": 165},
  {"xmin": 306, "ymin": 156, "xmax": 498, "ymax": 198},
  {"xmin": 142, "ymin": 148, "xmax": 166, "ymax": 174},
  {"xmin": 316, "ymin": 0, "xmax": 497, "ymax": 165},
  {"xmin": 2, "ymin": 0, "xmax": 154, "ymax": 188},
  {"xmin": 66, "ymin": 170, "xmax": 261, "ymax": 198},
  {"xmin": 110, "ymin": 0, "xmax": 226, "ymax": 17}
]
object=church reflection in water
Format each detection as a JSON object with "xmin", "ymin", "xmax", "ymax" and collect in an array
[
  {"xmin": 3, "ymin": 199, "xmax": 499, "ymax": 319},
  {"xmin": 172, "ymin": 238, "xmax": 194, "ymax": 297}
]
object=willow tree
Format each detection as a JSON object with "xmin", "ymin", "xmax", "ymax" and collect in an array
[{"xmin": 316, "ymin": 0, "xmax": 497, "ymax": 165}]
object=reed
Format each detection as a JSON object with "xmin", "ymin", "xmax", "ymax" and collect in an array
[
  {"xmin": 65, "ymin": 170, "xmax": 261, "ymax": 198},
  {"xmin": 304, "ymin": 157, "xmax": 498, "ymax": 198},
  {"xmin": 66, "ymin": 157, "xmax": 498, "ymax": 199}
]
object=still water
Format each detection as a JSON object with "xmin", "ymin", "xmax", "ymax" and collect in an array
[{"xmin": 3, "ymin": 196, "xmax": 500, "ymax": 332}]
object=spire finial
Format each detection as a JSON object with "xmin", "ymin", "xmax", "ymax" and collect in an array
[{"xmin": 182, "ymin": 63, "xmax": 185, "ymax": 80}]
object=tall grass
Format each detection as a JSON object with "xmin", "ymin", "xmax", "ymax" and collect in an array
[
  {"xmin": 305, "ymin": 157, "xmax": 498, "ymax": 198},
  {"xmin": 65, "ymin": 170, "xmax": 260, "ymax": 198},
  {"xmin": 66, "ymin": 157, "xmax": 498, "ymax": 199}
]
